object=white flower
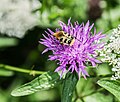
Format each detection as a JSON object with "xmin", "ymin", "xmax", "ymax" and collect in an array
[
  {"xmin": 0, "ymin": 0, "xmax": 41, "ymax": 38},
  {"xmin": 99, "ymin": 24, "xmax": 120, "ymax": 80}
]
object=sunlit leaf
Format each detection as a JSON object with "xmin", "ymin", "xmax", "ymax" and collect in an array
[
  {"xmin": 84, "ymin": 92, "xmax": 113, "ymax": 102},
  {"xmin": 96, "ymin": 63, "xmax": 111, "ymax": 75},
  {"xmin": 11, "ymin": 71, "xmax": 61, "ymax": 97},
  {"xmin": 76, "ymin": 78, "xmax": 95, "ymax": 96},
  {"xmin": 97, "ymin": 79, "xmax": 120, "ymax": 101}
]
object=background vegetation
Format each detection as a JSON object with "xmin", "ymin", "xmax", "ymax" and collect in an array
[{"xmin": 0, "ymin": 0, "xmax": 120, "ymax": 102}]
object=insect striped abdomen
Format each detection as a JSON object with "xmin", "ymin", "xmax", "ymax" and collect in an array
[{"xmin": 53, "ymin": 31, "xmax": 75, "ymax": 46}]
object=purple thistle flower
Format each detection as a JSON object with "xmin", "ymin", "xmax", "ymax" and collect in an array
[{"xmin": 39, "ymin": 19, "xmax": 105, "ymax": 79}]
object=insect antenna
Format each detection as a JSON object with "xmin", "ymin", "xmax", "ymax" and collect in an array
[{"xmin": 74, "ymin": 36, "xmax": 82, "ymax": 42}]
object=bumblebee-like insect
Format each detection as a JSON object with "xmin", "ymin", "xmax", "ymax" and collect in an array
[{"xmin": 53, "ymin": 31, "xmax": 75, "ymax": 46}]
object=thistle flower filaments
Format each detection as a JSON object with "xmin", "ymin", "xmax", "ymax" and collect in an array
[
  {"xmin": 99, "ymin": 25, "xmax": 120, "ymax": 80},
  {"xmin": 40, "ymin": 19, "xmax": 105, "ymax": 78}
]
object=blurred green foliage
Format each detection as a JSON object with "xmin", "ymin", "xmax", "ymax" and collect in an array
[
  {"xmin": 0, "ymin": 0, "xmax": 120, "ymax": 102},
  {"xmin": 38, "ymin": 0, "xmax": 88, "ymax": 27}
]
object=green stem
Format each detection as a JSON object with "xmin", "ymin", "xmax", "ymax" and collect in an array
[
  {"xmin": 0, "ymin": 64, "xmax": 45, "ymax": 75},
  {"xmin": 0, "ymin": 64, "xmax": 113, "ymax": 77}
]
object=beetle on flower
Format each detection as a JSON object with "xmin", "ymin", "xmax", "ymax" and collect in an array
[{"xmin": 39, "ymin": 18, "xmax": 105, "ymax": 79}]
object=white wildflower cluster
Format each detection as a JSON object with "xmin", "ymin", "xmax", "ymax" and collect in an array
[
  {"xmin": 0, "ymin": 0, "xmax": 41, "ymax": 38},
  {"xmin": 99, "ymin": 25, "xmax": 120, "ymax": 80}
]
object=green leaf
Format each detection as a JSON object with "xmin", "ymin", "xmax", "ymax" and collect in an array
[
  {"xmin": 11, "ymin": 71, "xmax": 61, "ymax": 97},
  {"xmin": 97, "ymin": 79, "xmax": 120, "ymax": 101},
  {"xmin": 96, "ymin": 63, "xmax": 111, "ymax": 75},
  {"xmin": 0, "ymin": 69, "xmax": 14, "ymax": 77},
  {"xmin": 0, "ymin": 89, "xmax": 8, "ymax": 102},
  {"xmin": 61, "ymin": 72, "xmax": 78, "ymax": 102},
  {"xmin": 28, "ymin": 89, "xmax": 59, "ymax": 102},
  {"xmin": 84, "ymin": 92, "xmax": 113, "ymax": 102},
  {"xmin": 76, "ymin": 78, "xmax": 96, "ymax": 97},
  {"xmin": 0, "ymin": 38, "xmax": 18, "ymax": 48}
]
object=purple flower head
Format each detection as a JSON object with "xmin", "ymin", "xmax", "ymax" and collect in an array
[{"xmin": 40, "ymin": 19, "xmax": 105, "ymax": 79}]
